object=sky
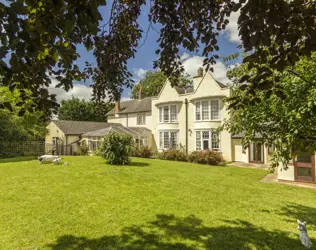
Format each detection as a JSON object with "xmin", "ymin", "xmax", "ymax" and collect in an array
[{"xmin": 4, "ymin": 1, "xmax": 242, "ymax": 102}]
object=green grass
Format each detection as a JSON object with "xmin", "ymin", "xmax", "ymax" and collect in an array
[{"xmin": 0, "ymin": 156, "xmax": 315, "ymax": 249}]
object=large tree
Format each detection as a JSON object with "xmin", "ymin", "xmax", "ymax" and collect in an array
[
  {"xmin": 131, "ymin": 71, "xmax": 192, "ymax": 99},
  {"xmin": 0, "ymin": 0, "xmax": 314, "ymax": 113},
  {"xmin": 223, "ymin": 52, "xmax": 316, "ymax": 168},
  {"xmin": 58, "ymin": 97, "xmax": 114, "ymax": 122}
]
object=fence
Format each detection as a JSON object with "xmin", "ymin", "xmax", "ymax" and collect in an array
[{"xmin": 0, "ymin": 141, "xmax": 73, "ymax": 158}]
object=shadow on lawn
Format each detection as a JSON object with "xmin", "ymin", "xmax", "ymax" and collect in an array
[
  {"xmin": 0, "ymin": 156, "xmax": 36, "ymax": 164},
  {"xmin": 47, "ymin": 214, "xmax": 305, "ymax": 250},
  {"xmin": 127, "ymin": 162, "xmax": 150, "ymax": 167},
  {"xmin": 279, "ymin": 202, "xmax": 316, "ymax": 230}
]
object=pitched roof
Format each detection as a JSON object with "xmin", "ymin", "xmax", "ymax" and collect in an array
[
  {"xmin": 51, "ymin": 120, "xmax": 116, "ymax": 135},
  {"xmin": 106, "ymin": 97, "xmax": 152, "ymax": 115},
  {"xmin": 231, "ymin": 132, "xmax": 263, "ymax": 139}
]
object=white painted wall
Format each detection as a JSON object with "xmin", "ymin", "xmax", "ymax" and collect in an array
[
  {"xmin": 278, "ymin": 164, "xmax": 295, "ymax": 181},
  {"xmin": 151, "ymin": 72, "xmax": 232, "ymax": 161}
]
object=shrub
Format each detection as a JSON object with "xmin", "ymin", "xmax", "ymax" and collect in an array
[
  {"xmin": 188, "ymin": 150, "xmax": 224, "ymax": 166},
  {"xmin": 75, "ymin": 144, "xmax": 89, "ymax": 156},
  {"xmin": 156, "ymin": 147, "xmax": 187, "ymax": 162},
  {"xmin": 132, "ymin": 146, "xmax": 152, "ymax": 158},
  {"xmin": 100, "ymin": 131, "xmax": 134, "ymax": 165}
]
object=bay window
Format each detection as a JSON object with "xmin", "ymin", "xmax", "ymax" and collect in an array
[
  {"xmin": 159, "ymin": 131, "xmax": 178, "ymax": 149},
  {"xmin": 195, "ymin": 99, "xmax": 220, "ymax": 121},
  {"xmin": 195, "ymin": 130, "xmax": 220, "ymax": 151},
  {"xmin": 158, "ymin": 104, "xmax": 178, "ymax": 123}
]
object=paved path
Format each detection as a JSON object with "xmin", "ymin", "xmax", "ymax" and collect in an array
[
  {"xmin": 229, "ymin": 161, "xmax": 269, "ymax": 170},
  {"xmin": 261, "ymin": 173, "xmax": 316, "ymax": 190}
]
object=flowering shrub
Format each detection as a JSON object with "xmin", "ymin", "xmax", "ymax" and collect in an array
[
  {"xmin": 188, "ymin": 150, "xmax": 224, "ymax": 166},
  {"xmin": 156, "ymin": 148, "xmax": 187, "ymax": 162},
  {"xmin": 132, "ymin": 146, "xmax": 152, "ymax": 158}
]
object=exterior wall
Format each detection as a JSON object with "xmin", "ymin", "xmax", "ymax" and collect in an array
[
  {"xmin": 231, "ymin": 139, "xmax": 249, "ymax": 163},
  {"xmin": 107, "ymin": 114, "xmax": 127, "ymax": 127},
  {"xmin": 45, "ymin": 122, "xmax": 66, "ymax": 145},
  {"xmin": 45, "ymin": 122, "xmax": 80, "ymax": 154},
  {"xmin": 151, "ymin": 72, "xmax": 232, "ymax": 161},
  {"xmin": 107, "ymin": 112, "xmax": 152, "ymax": 129},
  {"xmin": 278, "ymin": 164, "xmax": 295, "ymax": 181}
]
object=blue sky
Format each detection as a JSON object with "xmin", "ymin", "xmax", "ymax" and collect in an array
[{"xmin": 0, "ymin": 1, "xmax": 241, "ymax": 101}]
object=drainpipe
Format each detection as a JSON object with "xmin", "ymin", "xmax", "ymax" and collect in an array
[{"xmin": 185, "ymin": 98, "xmax": 189, "ymax": 156}]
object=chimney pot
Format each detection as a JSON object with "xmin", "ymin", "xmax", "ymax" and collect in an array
[{"xmin": 115, "ymin": 97, "xmax": 120, "ymax": 113}]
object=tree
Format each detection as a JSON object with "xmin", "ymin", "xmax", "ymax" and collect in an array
[
  {"xmin": 0, "ymin": 87, "xmax": 48, "ymax": 141},
  {"xmin": 223, "ymin": 52, "xmax": 316, "ymax": 168},
  {"xmin": 0, "ymin": 0, "xmax": 314, "ymax": 113},
  {"xmin": 58, "ymin": 97, "xmax": 114, "ymax": 122},
  {"xmin": 131, "ymin": 71, "xmax": 192, "ymax": 99}
]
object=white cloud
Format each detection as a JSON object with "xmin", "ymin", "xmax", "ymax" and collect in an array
[
  {"xmin": 48, "ymin": 78, "xmax": 94, "ymax": 102},
  {"xmin": 223, "ymin": 10, "xmax": 241, "ymax": 43},
  {"xmin": 181, "ymin": 54, "xmax": 231, "ymax": 84},
  {"xmin": 180, "ymin": 52, "xmax": 190, "ymax": 61},
  {"xmin": 133, "ymin": 68, "xmax": 148, "ymax": 79}
]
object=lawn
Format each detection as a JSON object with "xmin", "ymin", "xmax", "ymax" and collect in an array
[{"xmin": 0, "ymin": 156, "xmax": 315, "ymax": 249}]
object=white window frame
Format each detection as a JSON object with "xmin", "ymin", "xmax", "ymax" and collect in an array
[
  {"xmin": 158, "ymin": 104, "xmax": 178, "ymax": 123},
  {"xmin": 158, "ymin": 131, "xmax": 178, "ymax": 149},
  {"xmin": 195, "ymin": 99, "xmax": 221, "ymax": 121},
  {"xmin": 195, "ymin": 130, "xmax": 220, "ymax": 151},
  {"xmin": 137, "ymin": 113, "xmax": 146, "ymax": 125}
]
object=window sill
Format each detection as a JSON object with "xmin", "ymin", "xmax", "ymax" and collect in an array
[
  {"xmin": 194, "ymin": 120, "xmax": 221, "ymax": 122},
  {"xmin": 158, "ymin": 122, "xmax": 179, "ymax": 124}
]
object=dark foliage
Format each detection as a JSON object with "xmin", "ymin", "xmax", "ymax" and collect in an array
[
  {"xmin": 0, "ymin": 0, "xmax": 314, "ymax": 113},
  {"xmin": 75, "ymin": 144, "xmax": 89, "ymax": 156}
]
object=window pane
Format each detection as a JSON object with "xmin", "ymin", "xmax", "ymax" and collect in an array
[
  {"xmin": 202, "ymin": 101, "xmax": 209, "ymax": 120},
  {"xmin": 195, "ymin": 102, "xmax": 201, "ymax": 120},
  {"xmin": 211, "ymin": 132, "xmax": 220, "ymax": 150},
  {"xmin": 142, "ymin": 114, "xmax": 146, "ymax": 124},
  {"xmin": 170, "ymin": 132, "xmax": 177, "ymax": 148},
  {"xmin": 163, "ymin": 106, "xmax": 169, "ymax": 122},
  {"xmin": 203, "ymin": 140, "xmax": 209, "ymax": 150},
  {"xmin": 202, "ymin": 131, "xmax": 209, "ymax": 139},
  {"xmin": 196, "ymin": 131, "xmax": 201, "ymax": 150},
  {"xmin": 211, "ymin": 100, "xmax": 219, "ymax": 120},
  {"xmin": 164, "ymin": 132, "xmax": 170, "ymax": 148},
  {"xmin": 298, "ymin": 167, "xmax": 312, "ymax": 177},
  {"xmin": 159, "ymin": 107, "xmax": 163, "ymax": 123},
  {"xmin": 170, "ymin": 105, "xmax": 177, "ymax": 122}
]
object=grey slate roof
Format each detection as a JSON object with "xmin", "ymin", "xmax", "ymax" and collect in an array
[
  {"xmin": 82, "ymin": 126, "xmax": 152, "ymax": 137},
  {"xmin": 215, "ymin": 79, "xmax": 228, "ymax": 88},
  {"xmin": 107, "ymin": 97, "xmax": 152, "ymax": 115},
  {"xmin": 52, "ymin": 120, "xmax": 117, "ymax": 135}
]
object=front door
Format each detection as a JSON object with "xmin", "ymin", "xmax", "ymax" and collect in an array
[
  {"xmin": 249, "ymin": 142, "xmax": 264, "ymax": 163},
  {"xmin": 294, "ymin": 152, "xmax": 315, "ymax": 183}
]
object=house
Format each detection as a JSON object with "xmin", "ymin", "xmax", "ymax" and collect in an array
[
  {"xmin": 45, "ymin": 120, "xmax": 117, "ymax": 154},
  {"xmin": 106, "ymin": 68, "xmax": 316, "ymax": 184},
  {"xmin": 107, "ymin": 68, "xmax": 232, "ymax": 160}
]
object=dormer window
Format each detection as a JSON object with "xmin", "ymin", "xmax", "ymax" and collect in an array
[
  {"xmin": 159, "ymin": 104, "xmax": 178, "ymax": 123},
  {"xmin": 195, "ymin": 99, "xmax": 220, "ymax": 121}
]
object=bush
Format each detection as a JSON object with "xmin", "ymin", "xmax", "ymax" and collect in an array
[
  {"xmin": 188, "ymin": 150, "xmax": 224, "ymax": 166},
  {"xmin": 132, "ymin": 146, "xmax": 152, "ymax": 158},
  {"xmin": 75, "ymin": 144, "xmax": 89, "ymax": 156},
  {"xmin": 100, "ymin": 131, "xmax": 134, "ymax": 165},
  {"xmin": 156, "ymin": 147, "xmax": 187, "ymax": 162}
]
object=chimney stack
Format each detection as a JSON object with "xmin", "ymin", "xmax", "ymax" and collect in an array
[
  {"xmin": 115, "ymin": 96, "xmax": 120, "ymax": 113},
  {"xmin": 197, "ymin": 67, "xmax": 203, "ymax": 77}
]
